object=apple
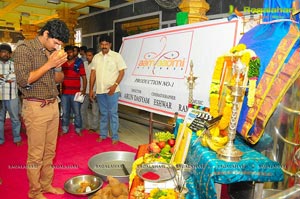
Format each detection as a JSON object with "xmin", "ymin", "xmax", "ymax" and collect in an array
[
  {"xmin": 168, "ymin": 139, "xmax": 175, "ymax": 147},
  {"xmin": 149, "ymin": 142, "xmax": 158, "ymax": 150},
  {"xmin": 152, "ymin": 145, "xmax": 161, "ymax": 153},
  {"xmin": 170, "ymin": 147, "xmax": 175, "ymax": 154},
  {"xmin": 157, "ymin": 141, "xmax": 166, "ymax": 149},
  {"xmin": 149, "ymin": 142, "xmax": 161, "ymax": 153}
]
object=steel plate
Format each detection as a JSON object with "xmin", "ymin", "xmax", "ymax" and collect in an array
[
  {"xmin": 88, "ymin": 151, "xmax": 135, "ymax": 183},
  {"xmin": 136, "ymin": 162, "xmax": 177, "ymax": 183},
  {"xmin": 64, "ymin": 175, "xmax": 103, "ymax": 196}
]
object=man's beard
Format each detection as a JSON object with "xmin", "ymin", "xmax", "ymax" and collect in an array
[{"xmin": 0, "ymin": 57, "xmax": 9, "ymax": 62}]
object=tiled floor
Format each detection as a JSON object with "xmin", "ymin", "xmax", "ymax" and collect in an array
[
  {"xmin": 118, "ymin": 118, "xmax": 149, "ymax": 148},
  {"xmin": 117, "ymin": 105, "xmax": 175, "ymax": 148}
]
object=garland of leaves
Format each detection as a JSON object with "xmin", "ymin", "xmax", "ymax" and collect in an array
[{"xmin": 247, "ymin": 57, "xmax": 260, "ymax": 107}]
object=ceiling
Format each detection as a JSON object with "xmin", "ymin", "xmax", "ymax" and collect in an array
[{"xmin": 0, "ymin": 0, "xmax": 132, "ymax": 31}]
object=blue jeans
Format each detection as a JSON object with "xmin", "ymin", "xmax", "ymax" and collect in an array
[
  {"xmin": 81, "ymin": 95, "xmax": 99, "ymax": 130},
  {"xmin": 61, "ymin": 94, "xmax": 82, "ymax": 133},
  {"xmin": 96, "ymin": 92, "xmax": 120, "ymax": 141},
  {"xmin": 0, "ymin": 97, "xmax": 21, "ymax": 144}
]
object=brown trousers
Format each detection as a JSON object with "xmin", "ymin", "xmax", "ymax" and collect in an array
[{"xmin": 22, "ymin": 99, "xmax": 59, "ymax": 197}]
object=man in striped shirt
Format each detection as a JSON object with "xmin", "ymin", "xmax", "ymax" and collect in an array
[
  {"xmin": 61, "ymin": 45, "xmax": 87, "ymax": 135},
  {"xmin": 0, "ymin": 43, "xmax": 21, "ymax": 146}
]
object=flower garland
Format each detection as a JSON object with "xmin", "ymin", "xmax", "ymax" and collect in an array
[
  {"xmin": 209, "ymin": 54, "xmax": 233, "ymax": 131},
  {"xmin": 247, "ymin": 57, "xmax": 260, "ymax": 107},
  {"xmin": 209, "ymin": 56, "xmax": 224, "ymax": 118},
  {"xmin": 209, "ymin": 44, "xmax": 260, "ymax": 132}
]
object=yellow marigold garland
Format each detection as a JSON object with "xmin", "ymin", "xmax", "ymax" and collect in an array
[
  {"xmin": 209, "ymin": 56, "xmax": 224, "ymax": 118},
  {"xmin": 209, "ymin": 93, "xmax": 219, "ymax": 117},
  {"xmin": 218, "ymin": 102, "xmax": 233, "ymax": 130},
  {"xmin": 209, "ymin": 44, "xmax": 260, "ymax": 131},
  {"xmin": 230, "ymin": 43, "xmax": 246, "ymax": 53},
  {"xmin": 129, "ymin": 156, "xmax": 144, "ymax": 188},
  {"xmin": 213, "ymin": 57, "xmax": 225, "ymax": 79},
  {"xmin": 241, "ymin": 52, "xmax": 251, "ymax": 65}
]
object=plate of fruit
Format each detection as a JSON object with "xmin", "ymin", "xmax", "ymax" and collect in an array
[{"xmin": 148, "ymin": 131, "xmax": 176, "ymax": 163}]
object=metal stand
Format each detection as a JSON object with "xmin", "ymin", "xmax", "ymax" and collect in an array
[
  {"xmin": 217, "ymin": 59, "xmax": 245, "ymax": 162},
  {"xmin": 187, "ymin": 60, "xmax": 198, "ymax": 104},
  {"xmin": 149, "ymin": 60, "xmax": 197, "ymax": 142}
]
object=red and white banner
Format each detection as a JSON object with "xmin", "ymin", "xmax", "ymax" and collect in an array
[{"xmin": 119, "ymin": 18, "xmax": 240, "ymax": 118}]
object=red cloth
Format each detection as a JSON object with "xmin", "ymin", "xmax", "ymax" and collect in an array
[
  {"xmin": 221, "ymin": 184, "xmax": 230, "ymax": 199},
  {"xmin": 129, "ymin": 144, "xmax": 148, "ymax": 198},
  {"xmin": 0, "ymin": 120, "xmax": 137, "ymax": 198}
]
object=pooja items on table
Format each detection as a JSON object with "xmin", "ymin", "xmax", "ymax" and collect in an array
[{"xmin": 205, "ymin": 44, "xmax": 260, "ymax": 153}]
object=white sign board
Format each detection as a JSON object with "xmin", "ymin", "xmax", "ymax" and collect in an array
[{"xmin": 119, "ymin": 18, "xmax": 240, "ymax": 118}]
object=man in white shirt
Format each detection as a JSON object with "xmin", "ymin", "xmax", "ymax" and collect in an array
[
  {"xmin": 0, "ymin": 43, "xmax": 21, "ymax": 146},
  {"xmin": 81, "ymin": 48, "xmax": 99, "ymax": 133},
  {"xmin": 89, "ymin": 35, "xmax": 127, "ymax": 144}
]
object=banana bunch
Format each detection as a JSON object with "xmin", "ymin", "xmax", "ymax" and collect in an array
[
  {"xmin": 143, "ymin": 153, "xmax": 167, "ymax": 163},
  {"xmin": 206, "ymin": 135, "xmax": 228, "ymax": 152},
  {"xmin": 200, "ymin": 134, "xmax": 209, "ymax": 147},
  {"xmin": 199, "ymin": 126, "xmax": 229, "ymax": 152}
]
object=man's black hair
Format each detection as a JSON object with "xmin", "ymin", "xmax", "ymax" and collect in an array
[
  {"xmin": 99, "ymin": 35, "xmax": 112, "ymax": 43},
  {"xmin": 64, "ymin": 45, "xmax": 74, "ymax": 52},
  {"xmin": 86, "ymin": 48, "xmax": 96, "ymax": 55},
  {"xmin": 39, "ymin": 19, "xmax": 70, "ymax": 43},
  {"xmin": 80, "ymin": 46, "xmax": 88, "ymax": 52},
  {"xmin": 73, "ymin": 46, "xmax": 80, "ymax": 51},
  {"xmin": 0, "ymin": 43, "xmax": 12, "ymax": 53}
]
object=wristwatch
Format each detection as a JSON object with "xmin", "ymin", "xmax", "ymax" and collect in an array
[{"xmin": 114, "ymin": 82, "xmax": 119, "ymax": 86}]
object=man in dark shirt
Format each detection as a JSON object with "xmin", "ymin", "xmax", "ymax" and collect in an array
[
  {"xmin": 14, "ymin": 19, "xmax": 69, "ymax": 199},
  {"xmin": 61, "ymin": 45, "xmax": 86, "ymax": 135}
]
